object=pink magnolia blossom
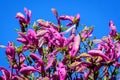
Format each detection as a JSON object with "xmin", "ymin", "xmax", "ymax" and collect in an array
[
  {"xmin": 5, "ymin": 42, "xmax": 16, "ymax": 59},
  {"xmin": 81, "ymin": 26, "xmax": 93, "ymax": 39},
  {"xmin": 16, "ymin": 7, "xmax": 32, "ymax": 32},
  {"xmin": 17, "ymin": 29, "xmax": 38, "ymax": 50},
  {"xmin": 57, "ymin": 62, "xmax": 67, "ymax": 80},
  {"xmin": 59, "ymin": 14, "xmax": 80, "ymax": 26},
  {"xmin": 37, "ymin": 27, "xmax": 64, "ymax": 48},
  {"xmin": 37, "ymin": 19, "xmax": 58, "ymax": 31},
  {"xmin": 109, "ymin": 20, "xmax": 117, "ymax": 37}
]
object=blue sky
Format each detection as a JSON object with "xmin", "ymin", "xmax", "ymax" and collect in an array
[{"xmin": 0, "ymin": 0, "xmax": 120, "ymax": 68}]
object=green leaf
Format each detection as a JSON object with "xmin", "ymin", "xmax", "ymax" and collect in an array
[
  {"xmin": 61, "ymin": 27, "xmax": 68, "ymax": 32},
  {"xmin": 16, "ymin": 45, "xmax": 23, "ymax": 54},
  {"xmin": 22, "ymin": 23, "xmax": 27, "ymax": 28}
]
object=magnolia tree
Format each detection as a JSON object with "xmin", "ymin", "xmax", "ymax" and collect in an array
[{"xmin": 0, "ymin": 8, "xmax": 120, "ymax": 80}]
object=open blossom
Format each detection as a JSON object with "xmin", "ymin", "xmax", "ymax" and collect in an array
[
  {"xmin": 5, "ymin": 42, "xmax": 16, "ymax": 59},
  {"xmin": 16, "ymin": 7, "xmax": 32, "ymax": 32},
  {"xmin": 57, "ymin": 62, "xmax": 67, "ymax": 80},
  {"xmin": 37, "ymin": 27, "xmax": 64, "ymax": 48},
  {"xmin": 17, "ymin": 29, "xmax": 38, "ymax": 50}
]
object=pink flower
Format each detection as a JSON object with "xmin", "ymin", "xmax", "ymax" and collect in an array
[
  {"xmin": 109, "ymin": 20, "xmax": 117, "ymax": 37},
  {"xmin": 59, "ymin": 14, "xmax": 80, "ymax": 26},
  {"xmin": 81, "ymin": 26, "xmax": 93, "ymax": 39},
  {"xmin": 37, "ymin": 19, "xmax": 58, "ymax": 31},
  {"xmin": 16, "ymin": 7, "xmax": 32, "ymax": 32},
  {"xmin": 37, "ymin": 27, "xmax": 64, "ymax": 48},
  {"xmin": 57, "ymin": 62, "xmax": 67, "ymax": 80},
  {"xmin": 17, "ymin": 29, "xmax": 38, "ymax": 50},
  {"xmin": 5, "ymin": 42, "xmax": 16, "ymax": 59}
]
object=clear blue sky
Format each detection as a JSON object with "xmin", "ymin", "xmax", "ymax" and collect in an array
[{"xmin": 0, "ymin": 0, "xmax": 120, "ymax": 68}]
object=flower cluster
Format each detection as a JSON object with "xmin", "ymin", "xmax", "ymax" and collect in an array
[{"xmin": 0, "ymin": 8, "xmax": 120, "ymax": 80}]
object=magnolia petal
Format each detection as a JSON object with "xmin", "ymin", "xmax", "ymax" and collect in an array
[
  {"xmin": 69, "ymin": 34, "xmax": 81, "ymax": 57},
  {"xmin": 109, "ymin": 20, "xmax": 117, "ymax": 37},
  {"xmin": 69, "ymin": 62, "xmax": 81, "ymax": 69},
  {"xmin": 45, "ymin": 54, "xmax": 55, "ymax": 70},
  {"xmin": 18, "ymin": 32, "xmax": 28, "ymax": 40},
  {"xmin": 88, "ymin": 50, "xmax": 110, "ymax": 61},
  {"xmin": 20, "ymin": 66, "xmax": 40, "ymax": 75},
  {"xmin": 57, "ymin": 62, "xmax": 66, "ymax": 80},
  {"xmin": 30, "ymin": 53, "xmax": 44, "ymax": 65},
  {"xmin": 15, "ymin": 12, "xmax": 25, "ymax": 20},
  {"xmin": 76, "ymin": 53, "xmax": 91, "ymax": 59},
  {"xmin": 17, "ymin": 38, "xmax": 27, "ymax": 44},
  {"xmin": 51, "ymin": 8, "xmax": 58, "ymax": 18},
  {"xmin": 0, "ymin": 67, "xmax": 10, "ymax": 80},
  {"xmin": 0, "ymin": 45, "xmax": 6, "ymax": 48}
]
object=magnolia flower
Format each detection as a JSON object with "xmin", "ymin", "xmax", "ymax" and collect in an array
[
  {"xmin": 81, "ymin": 26, "xmax": 93, "ymax": 40},
  {"xmin": 5, "ymin": 42, "xmax": 16, "ymax": 59},
  {"xmin": 16, "ymin": 7, "xmax": 32, "ymax": 32},
  {"xmin": 57, "ymin": 62, "xmax": 67, "ymax": 80},
  {"xmin": 37, "ymin": 19, "xmax": 58, "ymax": 31},
  {"xmin": 17, "ymin": 29, "xmax": 38, "ymax": 50},
  {"xmin": 69, "ymin": 34, "xmax": 81, "ymax": 57},
  {"xmin": 59, "ymin": 14, "xmax": 80, "ymax": 26},
  {"xmin": 37, "ymin": 27, "xmax": 64, "ymax": 48},
  {"xmin": 109, "ymin": 20, "xmax": 117, "ymax": 37}
]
